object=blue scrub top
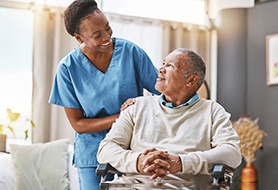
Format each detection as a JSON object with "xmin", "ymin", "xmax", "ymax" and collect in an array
[{"xmin": 49, "ymin": 37, "xmax": 160, "ymax": 167}]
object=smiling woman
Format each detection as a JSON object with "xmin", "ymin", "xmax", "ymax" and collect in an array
[
  {"xmin": 0, "ymin": 0, "xmax": 212, "ymax": 152},
  {"xmin": 0, "ymin": 7, "xmax": 34, "ymax": 148}
]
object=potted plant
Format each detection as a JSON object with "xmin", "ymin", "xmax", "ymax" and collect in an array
[
  {"xmin": 233, "ymin": 116, "xmax": 267, "ymax": 189},
  {"xmin": 0, "ymin": 108, "xmax": 35, "ymax": 152}
]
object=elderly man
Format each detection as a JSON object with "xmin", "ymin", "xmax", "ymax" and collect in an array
[{"xmin": 97, "ymin": 48, "xmax": 241, "ymax": 187}]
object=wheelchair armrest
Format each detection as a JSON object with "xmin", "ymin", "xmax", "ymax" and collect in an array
[
  {"xmin": 96, "ymin": 163, "xmax": 120, "ymax": 177},
  {"xmin": 96, "ymin": 163, "xmax": 122, "ymax": 189},
  {"xmin": 212, "ymin": 163, "xmax": 235, "ymax": 188}
]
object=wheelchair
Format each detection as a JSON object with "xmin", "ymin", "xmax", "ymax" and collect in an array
[{"xmin": 96, "ymin": 163, "xmax": 235, "ymax": 190}]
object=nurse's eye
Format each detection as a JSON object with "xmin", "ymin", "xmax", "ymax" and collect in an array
[{"xmin": 93, "ymin": 33, "xmax": 101, "ymax": 39}]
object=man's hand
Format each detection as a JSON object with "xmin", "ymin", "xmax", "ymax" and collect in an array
[
  {"xmin": 166, "ymin": 153, "xmax": 182, "ymax": 174},
  {"xmin": 137, "ymin": 148, "xmax": 182, "ymax": 180}
]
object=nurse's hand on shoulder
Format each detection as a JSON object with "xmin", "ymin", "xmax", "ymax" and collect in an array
[{"xmin": 120, "ymin": 98, "xmax": 136, "ymax": 111}]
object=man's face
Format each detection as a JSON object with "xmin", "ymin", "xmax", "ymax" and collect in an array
[{"xmin": 155, "ymin": 51, "xmax": 189, "ymax": 95}]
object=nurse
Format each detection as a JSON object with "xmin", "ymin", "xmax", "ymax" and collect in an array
[{"xmin": 48, "ymin": 0, "xmax": 160, "ymax": 189}]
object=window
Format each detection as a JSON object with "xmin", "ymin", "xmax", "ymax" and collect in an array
[
  {"xmin": 0, "ymin": 7, "xmax": 34, "ymax": 147},
  {"xmin": 102, "ymin": 0, "xmax": 206, "ymax": 25}
]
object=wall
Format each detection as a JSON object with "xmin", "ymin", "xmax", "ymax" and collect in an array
[
  {"xmin": 217, "ymin": 1, "xmax": 278, "ymax": 189},
  {"xmin": 247, "ymin": 2, "xmax": 278, "ymax": 189},
  {"xmin": 217, "ymin": 9, "xmax": 248, "ymax": 189},
  {"xmin": 217, "ymin": 9, "xmax": 247, "ymax": 120}
]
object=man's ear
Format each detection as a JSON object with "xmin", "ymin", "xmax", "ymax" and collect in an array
[
  {"xmin": 186, "ymin": 74, "xmax": 199, "ymax": 86},
  {"xmin": 74, "ymin": 33, "xmax": 83, "ymax": 44}
]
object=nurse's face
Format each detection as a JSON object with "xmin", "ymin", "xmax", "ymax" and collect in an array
[{"xmin": 74, "ymin": 10, "xmax": 113, "ymax": 52}]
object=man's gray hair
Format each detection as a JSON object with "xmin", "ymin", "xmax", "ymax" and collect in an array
[{"xmin": 174, "ymin": 48, "xmax": 206, "ymax": 87}]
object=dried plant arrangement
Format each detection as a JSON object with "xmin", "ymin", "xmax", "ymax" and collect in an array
[{"xmin": 232, "ymin": 117, "xmax": 267, "ymax": 164}]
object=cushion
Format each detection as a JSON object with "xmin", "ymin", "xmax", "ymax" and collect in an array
[
  {"xmin": 0, "ymin": 153, "xmax": 15, "ymax": 190},
  {"xmin": 10, "ymin": 138, "xmax": 70, "ymax": 190}
]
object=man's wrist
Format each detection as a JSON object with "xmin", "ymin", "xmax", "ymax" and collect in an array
[
  {"xmin": 170, "ymin": 155, "xmax": 182, "ymax": 173},
  {"xmin": 176, "ymin": 156, "xmax": 182, "ymax": 172},
  {"xmin": 137, "ymin": 153, "xmax": 144, "ymax": 173}
]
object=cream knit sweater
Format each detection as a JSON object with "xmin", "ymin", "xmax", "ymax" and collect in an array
[{"xmin": 97, "ymin": 95, "xmax": 241, "ymax": 178}]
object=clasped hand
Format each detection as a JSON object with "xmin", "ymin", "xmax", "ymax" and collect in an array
[{"xmin": 137, "ymin": 148, "xmax": 182, "ymax": 180}]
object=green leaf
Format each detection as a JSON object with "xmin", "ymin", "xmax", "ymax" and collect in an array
[
  {"xmin": 7, "ymin": 125, "xmax": 16, "ymax": 137},
  {"xmin": 29, "ymin": 120, "xmax": 35, "ymax": 128},
  {"xmin": 0, "ymin": 124, "xmax": 3, "ymax": 134},
  {"xmin": 24, "ymin": 130, "xmax": 29, "ymax": 140},
  {"xmin": 6, "ymin": 108, "xmax": 20, "ymax": 122}
]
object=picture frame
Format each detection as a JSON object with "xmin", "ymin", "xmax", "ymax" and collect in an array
[{"xmin": 266, "ymin": 33, "xmax": 278, "ymax": 86}]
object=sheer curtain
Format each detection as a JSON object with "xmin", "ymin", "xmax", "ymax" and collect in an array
[
  {"xmin": 32, "ymin": 8, "xmax": 78, "ymax": 144},
  {"xmin": 107, "ymin": 14, "xmax": 210, "ymax": 78},
  {"xmin": 32, "ymin": 11, "xmax": 210, "ymax": 144},
  {"xmin": 106, "ymin": 14, "xmax": 164, "ymax": 68},
  {"xmin": 163, "ymin": 22, "xmax": 211, "ymax": 86}
]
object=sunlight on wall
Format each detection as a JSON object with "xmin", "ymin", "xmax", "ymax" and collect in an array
[
  {"xmin": 6, "ymin": 0, "xmax": 74, "ymax": 7},
  {"xmin": 102, "ymin": 0, "xmax": 206, "ymax": 25},
  {"xmin": 0, "ymin": 72, "xmax": 32, "ymax": 117}
]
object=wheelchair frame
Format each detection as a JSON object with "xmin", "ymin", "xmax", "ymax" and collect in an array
[{"xmin": 96, "ymin": 163, "xmax": 235, "ymax": 190}]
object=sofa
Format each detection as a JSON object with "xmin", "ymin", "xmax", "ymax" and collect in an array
[{"xmin": 0, "ymin": 139, "xmax": 79, "ymax": 190}]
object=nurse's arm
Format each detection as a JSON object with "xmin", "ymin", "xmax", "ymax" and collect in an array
[{"xmin": 64, "ymin": 107, "xmax": 119, "ymax": 134}]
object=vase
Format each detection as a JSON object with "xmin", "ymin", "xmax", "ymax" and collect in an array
[
  {"xmin": 241, "ymin": 163, "xmax": 257, "ymax": 190},
  {"xmin": 0, "ymin": 134, "xmax": 7, "ymax": 152}
]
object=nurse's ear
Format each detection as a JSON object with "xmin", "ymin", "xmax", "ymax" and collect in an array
[{"xmin": 74, "ymin": 33, "xmax": 83, "ymax": 44}]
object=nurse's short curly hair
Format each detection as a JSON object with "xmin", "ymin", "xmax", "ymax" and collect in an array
[{"xmin": 63, "ymin": 0, "xmax": 99, "ymax": 36}]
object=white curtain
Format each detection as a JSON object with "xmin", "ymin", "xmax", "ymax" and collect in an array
[
  {"xmin": 32, "ymin": 8, "xmax": 78, "ymax": 144},
  {"xmin": 106, "ymin": 14, "xmax": 164, "ymax": 68},
  {"xmin": 107, "ymin": 14, "xmax": 210, "ymax": 76},
  {"xmin": 31, "ymin": 11, "xmax": 210, "ymax": 144},
  {"xmin": 163, "ymin": 22, "xmax": 211, "ymax": 85}
]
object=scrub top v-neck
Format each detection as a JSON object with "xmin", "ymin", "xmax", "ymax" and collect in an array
[{"xmin": 49, "ymin": 37, "xmax": 160, "ymax": 167}]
